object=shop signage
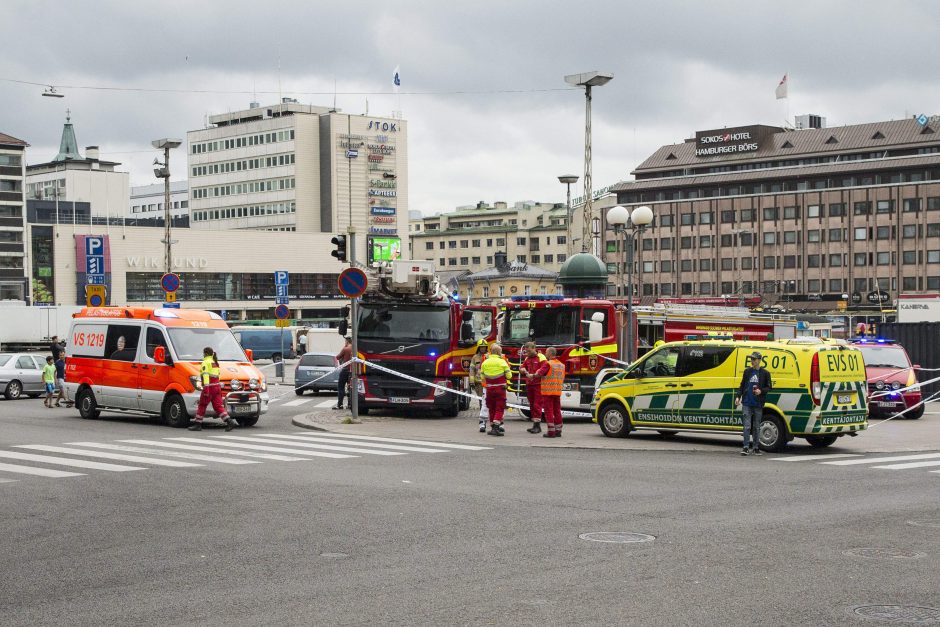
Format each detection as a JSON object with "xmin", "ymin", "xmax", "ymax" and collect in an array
[
  {"xmin": 126, "ymin": 256, "xmax": 209, "ymax": 269},
  {"xmin": 368, "ymin": 163, "xmax": 394, "ymax": 172},
  {"xmin": 370, "ymin": 216, "xmax": 396, "ymax": 224},
  {"xmin": 867, "ymin": 289, "xmax": 890, "ymax": 304},
  {"xmin": 369, "ymin": 179, "xmax": 396, "ymax": 188},
  {"xmin": 367, "ymin": 120, "xmax": 398, "ymax": 132},
  {"xmin": 369, "ymin": 226, "xmax": 397, "ymax": 235},
  {"xmin": 851, "ymin": 292, "xmax": 862, "ymax": 304},
  {"xmin": 367, "ymin": 144, "xmax": 394, "ymax": 154},
  {"xmin": 370, "ymin": 206, "xmax": 396, "ymax": 216},
  {"xmin": 369, "ymin": 189, "xmax": 397, "ymax": 197},
  {"xmin": 367, "ymin": 154, "xmax": 384, "ymax": 162},
  {"xmin": 694, "ymin": 125, "xmax": 762, "ymax": 157}
]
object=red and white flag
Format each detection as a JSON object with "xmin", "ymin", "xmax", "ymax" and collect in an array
[{"xmin": 775, "ymin": 73, "xmax": 788, "ymax": 100}]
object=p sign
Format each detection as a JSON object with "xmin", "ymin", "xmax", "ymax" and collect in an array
[
  {"xmin": 274, "ymin": 270, "xmax": 289, "ymax": 286},
  {"xmin": 85, "ymin": 236, "xmax": 105, "ymax": 257}
]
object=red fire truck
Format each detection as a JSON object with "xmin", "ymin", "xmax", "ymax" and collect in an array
[
  {"xmin": 499, "ymin": 296, "xmax": 799, "ymax": 416},
  {"xmin": 354, "ymin": 261, "xmax": 496, "ymax": 416}
]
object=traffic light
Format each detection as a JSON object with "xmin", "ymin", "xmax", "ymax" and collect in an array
[
  {"xmin": 337, "ymin": 305, "xmax": 350, "ymax": 336},
  {"xmin": 331, "ymin": 235, "xmax": 347, "ymax": 262}
]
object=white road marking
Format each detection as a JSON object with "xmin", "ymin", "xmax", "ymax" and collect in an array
[
  {"xmin": 823, "ymin": 453, "xmax": 940, "ymax": 466},
  {"xmin": 120, "ymin": 439, "xmax": 308, "ymax": 462},
  {"xmin": 0, "ymin": 450, "xmax": 143, "ymax": 472},
  {"xmin": 770, "ymin": 454, "xmax": 863, "ymax": 462},
  {"xmin": 167, "ymin": 437, "xmax": 356, "ymax": 459},
  {"xmin": 213, "ymin": 435, "xmax": 404, "ymax": 456},
  {"xmin": 66, "ymin": 442, "xmax": 260, "ymax": 465},
  {"xmin": 316, "ymin": 399, "xmax": 337, "ymax": 408},
  {"xmin": 0, "ymin": 462, "xmax": 84, "ymax": 478},
  {"xmin": 282, "ymin": 398, "xmax": 312, "ymax": 407},
  {"xmin": 291, "ymin": 432, "xmax": 493, "ymax": 451},
  {"xmin": 254, "ymin": 433, "xmax": 451, "ymax": 453},
  {"xmin": 0, "ymin": 478, "xmax": 18, "ymax": 484},
  {"xmin": 874, "ymin": 460, "xmax": 940, "ymax": 470},
  {"xmin": 16, "ymin": 445, "xmax": 202, "ymax": 468}
]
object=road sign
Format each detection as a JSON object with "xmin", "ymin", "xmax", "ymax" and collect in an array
[
  {"xmin": 86, "ymin": 256, "xmax": 104, "ymax": 275},
  {"xmin": 85, "ymin": 284, "xmax": 106, "ymax": 307},
  {"xmin": 163, "ymin": 303, "xmax": 181, "ymax": 309},
  {"xmin": 346, "ymin": 149, "xmax": 358, "ymax": 159},
  {"xmin": 275, "ymin": 284, "xmax": 288, "ymax": 298},
  {"xmin": 275, "ymin": 297, "xmax": 289, "ymax": 305},
  {"xmin": 85, "ymin": 236, "xmax": 105, "ymax": 257},
  {"xmin": 338, "ymin": 268, "xmax": 368, "ymax": 299},
  {"xmin": 275, "ymin": 319, "xmax": 290, "ymax": 328},
  {"xmin": 161, "ymin": 273, "xmax": 181, "ymax": 293},
  {"xmin": 165, "ymin": 291, "xmax": 177, "ymax": 303},
  {"xmin": 274, "ymin": 304, "xmax": 290, "ymax": 320},
  {"xmin": 274, "ymin": 270, "xmax": 289, "ymax": 286},
  {"xmin": 86, "ymin": 274, "xmax": 105, "ymax": 285}
]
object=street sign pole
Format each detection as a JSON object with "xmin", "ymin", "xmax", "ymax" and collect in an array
[{"xmin": 348, "ymin": 226, "xmax": 359, "ymax": 421}]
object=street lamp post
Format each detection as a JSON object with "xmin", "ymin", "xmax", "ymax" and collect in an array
[
  {"xmin": 151, "ymin": 138, "xmax": 182, "ymax": 276},
  {"xmin": 607, "ymin": 205, "xmax": 654, "ymax": 363},
  {"xmin": 564, "ymin": 71, "xmax": 613, "ymax": 253},
  {"xmin": 558, "ymin": 174, "xmax": 579, "ymax": 256}
]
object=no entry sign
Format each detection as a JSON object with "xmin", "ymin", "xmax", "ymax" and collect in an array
[{"xmin": 338, "ymin": 268, "xmax": 368, "ymax": 299}]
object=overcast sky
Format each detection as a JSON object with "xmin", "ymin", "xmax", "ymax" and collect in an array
[{"xmin": 2, "ymin": 0, "xmax": 939, "ymax": 215}]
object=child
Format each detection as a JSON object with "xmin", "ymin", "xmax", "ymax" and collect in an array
[
  {"xmin": 42, "ymin": 356, "xmax": 57, "ymax": 408},
  {"xmin": 54, "ymin": 350, "xmax": 71, "ymax": 407}
]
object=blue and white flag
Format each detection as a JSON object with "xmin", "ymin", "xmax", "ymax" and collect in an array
[{"xmin": 393, "ymin": 65, "xmax": 401, "ymax": 92}]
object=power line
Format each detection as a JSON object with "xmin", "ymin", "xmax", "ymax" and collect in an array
[{"xmin": 1, "ymin": 76, "xmax": 575, "ymax": 97}]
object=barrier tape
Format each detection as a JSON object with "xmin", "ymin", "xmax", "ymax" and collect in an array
[
  {"xmin": 867, "ymin": 388, "xmax": 940, "ymax": 428},
  {"xmin": 268, "ymin": 359, "xmax": 355, "ymax": 402}
]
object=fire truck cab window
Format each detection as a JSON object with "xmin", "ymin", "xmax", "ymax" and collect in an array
[
  {"xmin": 358, "ymin": 304, "xmax": 450, "ymax": 342},
  {"xmin": 503, "ymin": 308, "xmax": 577, "ymax": 346}
]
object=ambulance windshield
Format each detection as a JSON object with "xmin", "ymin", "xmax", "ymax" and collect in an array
[{"xmin": 168, "ymin": 328, "xmax": 248, "ymax": 362}]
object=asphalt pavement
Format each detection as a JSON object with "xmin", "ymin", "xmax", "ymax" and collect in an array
[{"xmin": 1, "ymin": 393, "xmax": 939, "ymax": 626}]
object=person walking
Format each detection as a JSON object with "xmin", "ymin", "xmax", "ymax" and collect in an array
[
  {"xmin": 520, "ymin": 341, "xmax": 548, "ymax": 434},
  {"xmin": 188, "ymin": 347, "xmax": 238, "ymax": 431},
  {"xmin": 54, "ymin": 350, "xmax": 71, "ymax": 407},
  {"xmin": 735, "ymin": 351, "xmax": 772, "ymax": 455},
  {"xmin": 540, "ymin": 347, "xmax": 566, "ymax": 438},
  {"xmin": 481, "ymin": 344, "xmax": 512, "ymax": 436},
  {"xmin": 42, "ymin": 356, "xmax": 57, "ymax": 408},
  {"xmin": 333, "ymin": 337, "xmax": 353, "ymax": 410},
  {"xmin": 49, "ymin": 335, "xmax": 63, "ymax": 361},
  {"xmin": 468, "ymin": 341, "xmax": 488, "ymax": 432}
]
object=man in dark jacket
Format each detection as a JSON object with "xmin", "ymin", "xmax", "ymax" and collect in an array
[{"xmin": 734, "ymin": 351, "xmax": 772, "ymax": 456}]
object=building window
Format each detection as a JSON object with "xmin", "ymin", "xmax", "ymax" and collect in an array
[
  {"xmin": 460, "ymin": 240, "xmax": 469, "ymax": 248},
  {"xmin": 877, "ymin": 252, "xmax": 892, "ymax": 265},
  {"xmin": 854, "ymin": 201, "xmax": 872, "ymax": 215},
  {"xmin": 699, "ymin": 235, "xmax": 712, "ymax": 248},
  {"xmin": 854, "ymin": 253, "xmax": 867, "ymax": 266},
  {"xmin": 903, "ymin": 225, "xmax": 917, "ymax": 239},
  {"xmin": 486, "ymin": 256, "xmax": 493, "ymax": 265},
  {"xmin": 903, "ymin": 198, "xmax": 921, "ymax": 213},
  {"xmin": 660, "ymin": 237, "xmax": 673, "ymax": 250},
  {"xmin": 681, "ymin": 213, "xmax": 695, "ymax": 226},
  {"xmin": 829, "ymin": 203, "xmax": 846, "ymax": 217},
  {"xmin": 516, "ymin": 237, "xmax": 526, "ymax": 245},
  {"xmin": 659, "ymin": 214, "xmax": 674, "ymax": 227},
  {"xmin": 829, "ymin": 228, "xmax": 843, "ymax": 242},
  {"xmin": 460, "ymin": 257, "xmax": 469, "ymax": 265},
  {"xmin": 928, "ymin": 197, "xmax": 940, "ymax": 211},
  {"xmin": 557, "ymin": 236, "xmax": 566, "ymax": 245},
  {"xmin": 606, "ymin": 262, "xmax": 617, "ymax": 273},
  {"xmin": 517, "ymin": 255, "xmax": 526, "ymax": 263},
  {"xmin": 425, "ymin": 242, "xmax": 434, "ymax": 250},
  {"xmin": 807, "ymin": 254, "xmax": 820, "ymax": 268},
  {"xmin": 661, "ymin": 283, "xmax": 673, "ymax": 296},
  {"xmin": 472, "ymin": 256, "xmax": 481, "ymax": 264},
  {"xmin": 720, "ymin": 234, "xmax": 733, "ymax": 247},
  {"xmin": 699, "ymin": 282, "xmax": 713, "ymax": 294},
  {"xmin": 903, "ymin": 277, "xmax": 918, "ymax": 291},
  {"xmin": 661, "ymin": 260, "xmax": 673, "ymax": 272},
  {"xmin": 681, "ymin": 283, "xmax": 693, "ymax": 295},
  {"xmin": 741, "ymin": 257, "xmax": 753, "ymax": 270},
  {"xmin": 680, "ymin": 259, "xmax": 693, "ymax": 272},
  {"xmin": 902, "ymin": 250, "xmax": 916, "ymax": 264},
  {"xmin": 763, "ymin": 207, "xmax": 779, "ymax": 221},
  {"xmin": 471, "ymin": 239, "xmax": 481, "ymax": 247},
  {"xmin": 928, "ymin": 223, "xmax": 940, "ymax": 237},
  {"xmin": 876, "ymin": 226, "xmax": 891, "ymax": 240},
  {"xmin": 929, "ymin": 277, "xmax": 940, "ymax": 290},
  {"xmin": 783, "ymin": 206, "xmax": 800, "ymax": 219},
  {"xmin": 763, "ymin": 256, "xmax": 776, "ymax": 269},
  {"xmin": 829, "ymin": 279, "xmax": 844, "ymax": 292},
  {"xmin": 448, "ymin": 241, "xmax": 457, "ymax": 249},
  {"xmin": 877, "ymin": 200, "xmax": 894, "ymax": 214},
  {"xmin": 829, "ymin": 254, "xmax": 843, "ymax": 267},
  {"xmin": 929, "ymin": 250, "xmax": 940, "ymax": 264},
  {"xmin": 482, "ymin": 286, "xmax": 490, "ymax": 298},
  {"xmin": 498, "ymin": 286, "xmax": 505, "ymax": 297},
  {"xmin": 721, "ymin": 257, "xmax": 734, "ymax": 271},
  {"xmin": 854, "ymin": 227, "xmax": 867, "ymax": 241},
  {"xmin": 784, "ymin": 231, "xmax": 798, "ymax": 244},
  {"xmin": 524, "ymin": 285, "xmax": 531, "ymax": 295},
  {"xmin": 496, "ymin": 238, "xmax": 505, "ymax": 246},
  {"xmin": 699, "ymin": 212, "xmax": 713, "ymax": 225},
  {"xmin": 740, "ymin": 208, "xmax": 755, "ymax": 222},
  {"xmin": 807, "ymin": 230, "xmax": 821, "ymax": 243},
  {"xmin": 448, "ymin": 258, "xmax": 457, "ymax": 266},
  {"xmin": 807, "ymin": 279, "xmax": 821, "ymax": 292},
  {"xmin": 700, "ymin": 258, "xmax": 712, "ymax": 271},
  {"xmin": 557, "ymin": 254, "xmax": 567, "ymax": 263},
  {"xmin": 739, "ymin": 232, "xmax": 753, "ymax": 246},
  {"xmin": 807, "ymin": 205, "xmax": 821, "ymax": 218},
  {"xmin": 721, "ymin": 210, "xmax": 735, "ymax": 223},
  {"xmin": 763, "ymin": 232, "xmax": 776, "ymax": 245},
  {"xmin": 643, "ymin": 261, "xmax": 655, "ymax": 272},
  {"xmin": 486, "ymin": 239, "xmax": 493, "ymax": 246},
  {"xmin": 642, "ymin": 238, "xmax": 654, "ymax": 251},
  {"xmin": 544, "ymin": 254, "xmax": 553, "ymax": 263},
  {"xmin": 681, "ymin": 236, "xmax": 693, "ymax": 249}
]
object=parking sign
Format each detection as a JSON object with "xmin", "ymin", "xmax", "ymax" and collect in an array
[{"xmin": 274, "ymin": 271, "xmax": 289, "ymax": 286}]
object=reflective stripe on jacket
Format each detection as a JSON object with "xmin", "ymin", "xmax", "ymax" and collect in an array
[
  {"xmin": 541, "ymin": 360, "xmax": 565, "ymax": 396},
  {"xmin": 481, "ymin": 355, "xmax": 511, "ymax": 387}
]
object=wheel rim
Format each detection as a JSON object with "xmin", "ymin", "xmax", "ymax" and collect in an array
[
  {"xmin": 759, "ymin": 420, "xmax": 779, "ymax": 447},
  {"xmin": 603, "ymin": 408, "xmax": 624, "ymax": 432},
  {"xmin": 9, "ymin": 382, "xmax": 21, "ymax": 398},
  {"xmin": 168, "ymin": 401, "xmax": 181, "ymax": 422},
  {"xmin": 80, "ymin": 394, "xmax": 92, "ymax": 413}
]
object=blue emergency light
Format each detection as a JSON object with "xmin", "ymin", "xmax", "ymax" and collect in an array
[{"xmin": 509, "ymin": 295, "xmax": 564, "ymax": 302}]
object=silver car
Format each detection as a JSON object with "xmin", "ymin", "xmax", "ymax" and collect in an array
[
  {"xmin": 0, "ymin": 353, "xmax": 49, "ymax": 400},
  {"xmin": 294, "ymin": 352, "xmax": 341, "ymax": 396}
]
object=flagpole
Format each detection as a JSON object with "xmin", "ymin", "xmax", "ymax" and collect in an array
[{"xmin": 786, "ymin": 71, "xmax": 790, "ymax": 127}]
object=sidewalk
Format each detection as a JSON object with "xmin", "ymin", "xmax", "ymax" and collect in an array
[{"xmin": 291, "ymin": 403, "xmax": 940, "ymax": 454}]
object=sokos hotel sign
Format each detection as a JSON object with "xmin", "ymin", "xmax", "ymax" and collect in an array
[{"xmin": 695, "ymin": 125, "xmax": 762, "ymax": 157}]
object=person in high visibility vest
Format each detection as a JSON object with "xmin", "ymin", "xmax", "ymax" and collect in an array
[
  {"xmin": 540, "ymin": 347, "xmax": 566, "ymax": 438},
  {"xmin": 188, "ymin": 347, "xmax": 239, "ymax": 432},
  {"xmin": 468, "ymin": 340, "xmax": 489, "ymax": 432},
  {"xmin": 520, "ymin": 341, "xmax": 549, "ymax": 434},
  {"xmin": 481, "ymin": 343, "xmax": 512, "ymax": 436}
]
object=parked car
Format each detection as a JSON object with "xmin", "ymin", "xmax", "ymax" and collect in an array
[
  {"xmin": 0, "ymin": 352, "xmax": 48, "ymax": 400},
  {"xmin": 294, "ymin": 352, "xmax": 341, "ymax": 396},
  {"xmin": 848, "ymin": 337, "xmax": 924, "ymax": 419}
]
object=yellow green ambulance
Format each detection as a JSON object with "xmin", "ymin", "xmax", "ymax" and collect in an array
[{"xmin": 593, "ymin": 338, "xmax": 868, "ymax": 452}]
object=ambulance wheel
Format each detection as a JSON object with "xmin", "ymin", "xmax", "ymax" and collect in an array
[
  {"xmin": 907, "ymin": 405, "xmax": 924, "ymax": 420},
  {"xmin": 599, "ymin": 402, "xmax": 632, "ymax": 438},
  {"xmin": 3, "ymin": 380, "xmax": 22, "ymax": 400},
  {"xmin": 806, "ymin": 434, "xmax": 838, "ymax": 448},
  {"xmin": 237, "ymin": 414, "xmax": 259, "ymax": 428},
  {"xmin": 758, "ymin": 414, "xmax": 788, "ymax": 453},
  {"xmin": 162, "ymin": 394, "xmax": 190, "ymax": 428},
  {"xmin": 76, "ymin": 387, "xmax": 100, "ymax": 420}
]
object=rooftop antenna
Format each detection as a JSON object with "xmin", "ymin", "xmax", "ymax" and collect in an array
[{"xmin": 332, "ymin": 76, "xmax": 337, "ymax": 112}]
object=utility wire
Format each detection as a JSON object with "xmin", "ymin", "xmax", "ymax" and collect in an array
[{"xmin": 2, "ymin": 76, "xmax": 575, "ymax": 96}]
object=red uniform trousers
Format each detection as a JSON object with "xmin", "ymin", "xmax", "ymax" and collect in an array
[
  {"xmin": 196, "ymin": 383, "xmax": 229, "ymax": 421},
  {"xmin": 525, "ymin": 385, "xmax": 544, "ymax": 422},
  {"xmin": 485, "ymin": 384, "xmax": 507, "ymax": 425},
  {"xmin": 542, "ymin": 395, "xmax": 562, "ymax": 433}
]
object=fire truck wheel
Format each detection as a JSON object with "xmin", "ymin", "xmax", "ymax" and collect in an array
[
  {"xmin": 162, "ymin": 393, "xmax": 190, "ymax": 428},
  {"xmin": 76, "ymin": 387, "xmax": 100, "ymax": 420},
  {"xmin": 599, "ymin": 402, "xmax": 632, "ymax": 438}
]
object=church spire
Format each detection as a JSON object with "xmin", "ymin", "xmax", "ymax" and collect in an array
[{"xmin": 53, "ymin": 110, "xmax": 82, "ymax": 161}]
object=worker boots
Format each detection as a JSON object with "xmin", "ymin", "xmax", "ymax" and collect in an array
[
  {"xmin": 488, "ymin": 423, "xmax": 504, "ymax": 436},
  {"xmin": 526, "ymin": 422, "xmax": 542, "ymax": 434}
]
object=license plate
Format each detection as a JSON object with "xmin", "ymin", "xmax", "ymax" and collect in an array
[
  {"xmin": 837, "ymin": 393, "xmax": 853, "ymax": 404},
  {"xmin": 877, "ymin": 401, "xmax": 898, "ymax": 407},
  {"xmin": 390, "ymin": 397, "xmax": 410, "ymax": 404},
  {"xmin": 231, "ymin": 405, "xmax": 256, "ymax": 414}
]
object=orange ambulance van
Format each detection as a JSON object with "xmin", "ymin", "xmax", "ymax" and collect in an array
[{"xmin": 65, "ymin": 307, "xmax": 269, "ymax": 427}]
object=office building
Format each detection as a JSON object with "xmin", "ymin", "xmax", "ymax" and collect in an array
[
  {"xmin": 129, "ymin": 181, "xmax": 189, "ymax": 220},
  {"xmin": 0, "ymin": 132, "xmax": 28, "ymax": 300}
]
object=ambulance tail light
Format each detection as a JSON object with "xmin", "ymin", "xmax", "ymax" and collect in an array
[{"xmin": 810, "ymin": 353, "xmax": 821, "ymax": 406}]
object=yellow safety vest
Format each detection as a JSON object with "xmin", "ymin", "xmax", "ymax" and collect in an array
[
  {"xmin": 201, "ymin": 356, "xmax": 221, "ymax": 385},
  {"xmin": 480, "ymin": 355, "xmax": 512, "ymax": 387}
]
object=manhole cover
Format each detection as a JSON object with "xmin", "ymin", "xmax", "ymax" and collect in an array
[
  {"xmin": 853, "ymin": 605, "xmax": 940, "ymax": 624},
  {"xmin": 578, "ymin": 532, "xmax": 655, "ymax": 544},
  {"xmin": 843, "ymin": 548, "xmax": 927, "ymax": 560},
  {"xmin": 320, "ymin": 552, "xmax": 348, "ymax": 559},
  {"xmin": 907, "ymin": 519, "xmax": 940, "ymax": 529}
]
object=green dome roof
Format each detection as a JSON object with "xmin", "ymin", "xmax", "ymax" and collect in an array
[{"xmin": 558, "ymin": 252, "xmax": 608, "ymax": 286}]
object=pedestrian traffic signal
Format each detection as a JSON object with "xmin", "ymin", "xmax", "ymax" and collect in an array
[{"xmin": 331, "ymin": 235, "xmax": 347, "ymax": 262}]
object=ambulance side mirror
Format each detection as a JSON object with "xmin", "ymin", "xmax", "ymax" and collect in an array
[
  {"xmin": 245, "ymin": 349, "xmax": 254, "ymax": 363},
  {"xmin": 154, "ymin": 346, "xmax": 171, "ymax": 366}
]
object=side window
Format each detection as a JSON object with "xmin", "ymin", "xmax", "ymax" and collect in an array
[
  {"xmin": 679, "ymin": 347, "xmax": 735, "ymax": 377},
  {"xmin": 104, "ymin": 325, "xmax": 142, "ymax": 362},
  {"xmin": 467, "ymin": 309, "xmax": 494, "ymax": 342},
  {"xmin": 638, "ymin": 347, "xmax": 681, "ymax": 378},
  {"xmin": 17, "ymin": 356, "xmax": 37, "ymax": 370},
  {"xmin": 32, "ymin": 356, "xmax": 48, "ymax": 369},
  {"xmin": 581, "ymin": 307, "xmax": 607, "ymax": 340},
  {"xmin": 145, "ymin": 327, "xmax": 169, "ymax": 360}
]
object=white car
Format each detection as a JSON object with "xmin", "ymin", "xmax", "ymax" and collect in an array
[{"xmin": 0, "ymin": 353, "xmax": 49, "ymax": 400}]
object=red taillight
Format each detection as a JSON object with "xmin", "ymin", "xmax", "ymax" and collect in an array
[{"xmin": 810, "ymin": 353, "xmax": 821, "ymax": 406}]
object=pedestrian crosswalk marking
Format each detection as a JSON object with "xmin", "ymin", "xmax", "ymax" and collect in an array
[
  {"xmin": 213, "ymin": 435, "xmax": 404, "ymax": 456},
  {"xmin": 63, "ymin": 442, "xmax": 261, "ymax": 465},
  {"xmin": 252, "ymin": 433, "xmax": 452, "ymax": 453},
  {"xmin": 166, "ymin": 437, "xmax": 357, "ymax": 459},
  {"xmin": 282, "ymin": 398, "xmax": 312, "ymax": 407},
  {"xmin": 120, "ymin": 439, "xmax": 308, "ymax": 462},
  {"xmin": 0, "ymin": 450, "xmax": 143, "ymax": 472},
  {"xmin": 0, "ymin": 462, "xmax": 83, "ymax": 478},
  {"xmin": 0, "ymin": 478, "xmax": 18, "ymax": 484},
  {"xmin": 291, "ymin": 432, "xmax": 494, "ymax": 451},
  {"xmin": 315, "ymin": 399, "xmax": 336, "ymax": 408},
  {"xmin": 16, "ymin": 445, "xmax": 203, "ymax": 468},
  {"xmin": 822, "ymin": 452, "xmax": 940, "ymax": 466},
  {"xmin": 770, "ymin": 453, "xmax": 862, "ymax": 462},
  {"xmin": 873, "ymin": 460, "xmax": 940, "ymax": 470}
]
